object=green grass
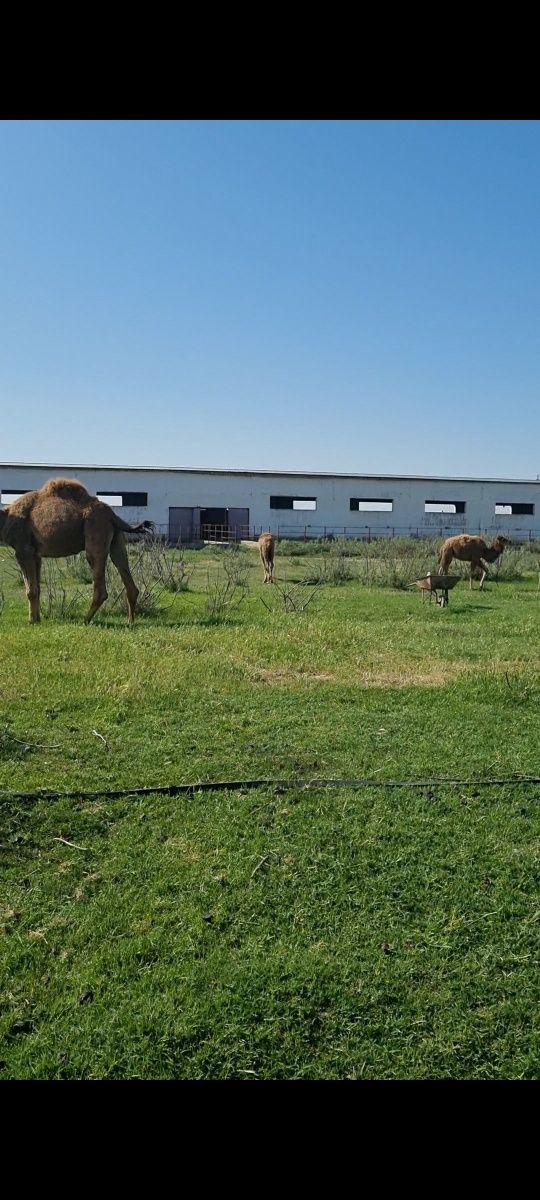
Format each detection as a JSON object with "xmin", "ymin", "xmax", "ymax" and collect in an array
[{"xmin": 1, "ymin": 542, "xmax": 539, "ymax": 1078}]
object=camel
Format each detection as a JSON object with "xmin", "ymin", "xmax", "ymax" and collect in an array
[
  {"xmin": 258, "ymin": 532, "xmax": 276, "ymax": 583},
  {"xmin": 0, "ymin": 478, "xmax": 154, "ymax": 624},
  {"xmin": 438, "ymin": 533, "xmax": 510, "ymax": 590}
]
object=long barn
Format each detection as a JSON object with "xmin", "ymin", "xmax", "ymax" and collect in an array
[{"xmin": 1, "ymin": 463, "xmax": 539, "ymax": 542}]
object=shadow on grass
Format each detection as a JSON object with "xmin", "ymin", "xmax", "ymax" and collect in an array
[
  {"xmin": 86, "ymin": 611, "xmax": 246, "ymax": 632},
  {"xmin": 436, "ymin": 604, "xmax": 497, "ymax": 614}
]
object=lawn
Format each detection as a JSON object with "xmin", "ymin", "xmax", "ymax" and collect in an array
[{"xmin": 1, "ymin": 540, "xmax": 539, "ymax": 1078}]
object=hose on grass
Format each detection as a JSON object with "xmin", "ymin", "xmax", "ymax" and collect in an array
[{"xmin": 1, "ymin": 773, "xmax": 540, "ymax": 803}]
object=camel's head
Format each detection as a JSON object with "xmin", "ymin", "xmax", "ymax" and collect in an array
[
  {"xmin": 0, "ymin": 506, "xmax": 8, "ymax": 543},
  {"xmin": 493, "ymin": 535, "xmax": 510, "ymax": 553}
]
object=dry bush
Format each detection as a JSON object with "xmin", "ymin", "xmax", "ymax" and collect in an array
[
  {"xmin": 105, "ymin": 544, "xmax": 164, "ymax": 618},
  {"xmin": 202, "ymin": 569, "xmax": 249, "ymax": 622},
  {"xmin": 40, "ymin": 560, "xmax": 86, "ymax": 620},
  {"xmin": 142, "ymin": 534, "xmax": 194, "ymax": 592},
  {"xmin": 220, "ymin": 545, "xmax": 250, "ymax": 591},
  {"xmin": 67, "ymin": 553, "xmax": 93, "ymax": 584},
  {"xmin": 302, "ymin": 540, "xmax": 357, "ymax": 586},
  {"xmin": 259, "ymin": 574, "xmax": 322, "ymax": 614}
]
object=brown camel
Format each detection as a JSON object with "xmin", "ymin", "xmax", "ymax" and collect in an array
[
  {"xmin": 258, "ymin": 532, "xmax": 276, "ymax": 583},
  {"xmin": 0, "ymin": 478, "xmax": 154, "ymax": 624},
  {"xmin": 438, "ymin": 533, "xmax": 510, "ymax": 590}
]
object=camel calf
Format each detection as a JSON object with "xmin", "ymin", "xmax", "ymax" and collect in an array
[
  {"xmin": 258, "ymin": 532, "xmax": 276, "ymax": 583},
  {"xmin": 0, "ymin": 478, "xmax": 154, "ymax": 624},
  {"xmin": 438, "ymin": 534, "xmax": 509, "ymax": 590}
]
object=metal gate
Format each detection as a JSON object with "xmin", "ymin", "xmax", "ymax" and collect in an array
[
  {"xmin": 169, "ymin": 505, "xmax": 250, "ymax": 544},
  {"xmin": 227, "ymin": 507, "xmax": 250, "ymax": 540},
  {"xmin": 168, "ymin": 507, "xmax": 194, "ymax": 544}
]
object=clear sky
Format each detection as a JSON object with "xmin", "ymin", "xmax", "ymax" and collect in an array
[{"xmin": 1, "ymin": 119, "xmax": 539, "ymax": 478}]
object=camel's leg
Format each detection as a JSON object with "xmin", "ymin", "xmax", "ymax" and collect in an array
[
  {"xmin": 83, "ymin": 512, "xmax": 115, "ymax": 623},
  {"xmin": 17, "ymin": 551, "xmax": 41, "ymax": 624},
  {"xmin": 35, "ymin": 556, "xmax": 42, "ymax": 615},
  {"xmin": 109, "ymin": 531, "xmax": 139, "ymax": 624},
  {"xmin": 262, "ymin": 549, "xmax": 274, "ymax": 583},
  {"xmin": 84, "ymin": 550, "xmax": 109, "ymax": 623},
  {"xmin": 478, "ymin": 560, "xmax": 488, "ymax": 590}
]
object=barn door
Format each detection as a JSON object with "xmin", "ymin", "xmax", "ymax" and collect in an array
[
  {"xmin": 168, "ymin": 507, "xmax": 194, "ymax": 544},
  {"xmin": 228, "ymin": 508, "xmax": 250, "ymax": 540}
]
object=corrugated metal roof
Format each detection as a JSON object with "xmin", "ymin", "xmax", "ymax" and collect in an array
[{"xmin": 0, "ymin": 462, "xmax": 539, "ymax": 485}]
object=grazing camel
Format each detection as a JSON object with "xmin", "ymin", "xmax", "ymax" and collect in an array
[
  {"xmin": 258, "ymin": 532, "xmax": 276, "ymax": 583},
  {"xmin": 0, "ymin": 478, "xmax": 154, "ymax": 624},
  {"xmin": 438, "ymin": 533, "xmax": 510, "ymax": 590}
]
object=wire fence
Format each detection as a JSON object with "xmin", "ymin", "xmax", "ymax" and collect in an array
[{"xmin": 149, "ymin": 522, "xmax": 540, "ymax": 547}]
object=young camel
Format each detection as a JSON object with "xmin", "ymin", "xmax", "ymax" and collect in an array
[
  {"xmin": 438, "ymin": 533, "xmax": 510, "ymax": 590},
  {"xmin": 258, "ymin": 532, "xmax": 276, "ymax": 583},
  {"xmin": 0, "ymin": 478, "xmax": 154, "ymax": 624}
]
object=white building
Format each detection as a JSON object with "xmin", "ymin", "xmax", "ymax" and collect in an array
[{"xmin": 1, "ymin": 463, "xmax": 539, "ymax": 542}]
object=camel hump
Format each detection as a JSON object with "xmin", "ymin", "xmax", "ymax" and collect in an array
[{"xmin": 40, "ymin": 478, "xmax": 93, "ymax": 504}]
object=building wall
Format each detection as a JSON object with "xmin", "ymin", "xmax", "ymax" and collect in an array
[{"xmin": 1, "ymin": 465, "xmax": 539, "ymax": 539}]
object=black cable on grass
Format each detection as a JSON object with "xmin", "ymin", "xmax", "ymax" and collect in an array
[{"xmin": 1, "ymin": 774, "xmax": 540, "ymax": 803}]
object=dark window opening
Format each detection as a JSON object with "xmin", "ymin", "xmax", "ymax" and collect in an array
[
  {"xmin": 350, "ymin": 498, "xmax": 393, "ymax": 512},
  {"xmin": 495, "ymin": 502, "xmax": 534, "ymax": 516},
  {"xmin": 425, "ymin": 500, "xmax": 466, "ymax": 514},
  {"xmin": 121, "ymin": 492, "xmax": 148, "ymax": 506},
  {"xmin": 97, "ymin": 494, "xmax": 123, "ymax": 507},
  {"xmin": 97, "ymin": 491, "xmax": 148, "ymax": 507},
  {"xmin": 270, "ymin": 496, "xmax": 317, "ymax": 510},
  {"xmin": 1, "ymin": 490, "xmax": 29, "ymax": 504}
]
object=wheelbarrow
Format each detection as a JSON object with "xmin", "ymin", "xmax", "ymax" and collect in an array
[{"xmin": 415, "ymin": 573, "xmax": 461, "ymax": 607}]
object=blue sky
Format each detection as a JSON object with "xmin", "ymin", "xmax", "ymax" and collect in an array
[{"xmin": 1, "ymin": 119, "xmax": 539, "ymax": 477}]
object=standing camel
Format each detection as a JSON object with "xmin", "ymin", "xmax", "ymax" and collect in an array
[
  {"xmin": 258, "ymin": 532, "xmax": 276, "ymax": 583},
  {"xmin": 438, "ymin": 534, "xmax": 509, "ymax": 590},
  {"xmin": 0, "ymin": 478, "xmax": 154, "ymax": 624}
]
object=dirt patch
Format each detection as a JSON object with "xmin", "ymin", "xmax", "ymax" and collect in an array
[
  {"xmin": 356, "ymin": 664, "xmax": 466, "ymax": 688},
  {"xmin": 252, "ymin": 668, "xmax": 337, "ymax": 685},
  {"xmin": 251, "ymin": 662, "xmax": 467, "ymax": 688},
  {"xmin": 164, "ymin": 837, "xmax": 204, "ymax": 863}
]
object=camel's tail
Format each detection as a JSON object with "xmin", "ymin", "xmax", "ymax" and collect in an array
[{"xmin": 111, "ymin": 512, "xmax": 155, "ymax": 534}]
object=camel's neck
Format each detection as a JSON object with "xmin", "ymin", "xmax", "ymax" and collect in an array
[{"xmin": 484, "ymin": 546, "xmax": 502, "ymax": 562}]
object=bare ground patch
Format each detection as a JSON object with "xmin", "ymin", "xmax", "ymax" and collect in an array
[
  {"xmin": 252, "ymin": 668, "xmax": 337, "ymax": 685},
  {"xmin": 250, "ymin": 661, "xmax": 469, "ymax": 688}
]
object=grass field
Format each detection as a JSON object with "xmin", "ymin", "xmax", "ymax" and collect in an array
[{"xmin": 1, "ymin": 539, "xmax": 539, "ymax": 1078}]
